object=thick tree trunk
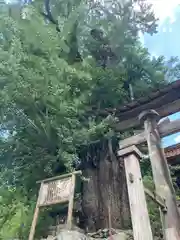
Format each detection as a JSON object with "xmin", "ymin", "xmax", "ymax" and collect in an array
[{"xmin": 81, "ymin": 148, "xmax": 131, "ymax": 232}]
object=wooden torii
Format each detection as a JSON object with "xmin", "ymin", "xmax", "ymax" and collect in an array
[{"xmin": 115, "ymin": 80, "xmax": 180, "ymax": 240}]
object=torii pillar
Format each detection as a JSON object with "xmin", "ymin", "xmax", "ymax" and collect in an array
[{"xmin": 139, "ymin": 110, "xmax": 180, "ymax": 240}]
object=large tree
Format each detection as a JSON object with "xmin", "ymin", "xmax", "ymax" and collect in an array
[{"xmin": 0, "ymin": 0, "xmax": 179, "ymax": 238}]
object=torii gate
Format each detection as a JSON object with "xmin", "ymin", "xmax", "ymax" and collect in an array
[{"xmin": 114, "ymin": 80, "xmax": 180, "ymax": 240}]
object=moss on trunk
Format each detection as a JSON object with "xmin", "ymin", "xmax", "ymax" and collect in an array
[{"xmin": 80, "ymin": 145, "xmax": 131, "ymax": 232}]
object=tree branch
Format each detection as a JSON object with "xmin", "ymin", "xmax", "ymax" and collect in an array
[{"xmin": 44, "ymin": 0, "xmax": 57, "ymax": 25}]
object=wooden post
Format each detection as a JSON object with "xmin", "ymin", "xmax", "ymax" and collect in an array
[
  {"xmin": 139, "ymin": 110, "xmax": 180, "ymax": 240},
  {"xmin": 67, "ymin": 173, "xmax": 76, "ymax": 230},
  {"xmin": 118, "ymin": 145, "xmax": 153, "ymax": 240},
  {"xmin": 28, "ymin": 183, "xmax": 43, "ymax": 240},
  {"xmin": 108, "ymin": 205, "xmax": 113, "ymax": 239}
]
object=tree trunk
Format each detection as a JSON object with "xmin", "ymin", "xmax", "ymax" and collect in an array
[{"xmin": 81, "ymin": 147, "xmax": 131, "ymax": 232}]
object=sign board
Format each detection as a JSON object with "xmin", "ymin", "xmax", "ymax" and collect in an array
[
  {"xmin": 38, "ymin": 176, "xmax": 73, "ymax": 207},
  {"xmin": 29, "ymin": 171, "xmax": 81, "ymax": 240}
]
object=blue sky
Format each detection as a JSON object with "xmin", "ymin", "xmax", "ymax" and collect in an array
[
  {"xmin": 144, "ymin": 1, "xmax": 180, "ymax": 58},
  {"xmin": 143, "ymin": 0, "xmax": 180, "ymax": 147},
  {"xmin": 161, "ymin": 113, "xmax": 180, "ymax": 147}
]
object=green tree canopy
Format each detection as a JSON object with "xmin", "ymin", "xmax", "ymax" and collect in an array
[{"xmin": 0, "ymin": 0, "xmax": 180, "ymax": 238}]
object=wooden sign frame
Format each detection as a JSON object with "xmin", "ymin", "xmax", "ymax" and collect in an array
[{"xmin": 28, "ymin": 171, "xmax": 81, "ymax": 240}]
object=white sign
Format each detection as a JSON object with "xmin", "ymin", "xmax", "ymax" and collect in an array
[{"xmin": 38, "ymin": 177, "xmax": 73, "ymax": 206}]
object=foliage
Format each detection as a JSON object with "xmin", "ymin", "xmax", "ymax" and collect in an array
[
  {"xmin": 0, "ymin": 183, "xmax": 34, "ymax": 239},
  {"xmin": 143, "ymin": 174, "xmax": 162, "ymax": 238},
  {"xmin": 142, "ymin": 158, "xmax": 180, "ymax": 239},
  {"xmin": 169, "ymin": 164, "xmax": 180, "ymax": 199},
  {"xmin": 0, "ymin": 0, "xmax": 179, "ymax": 238}
]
